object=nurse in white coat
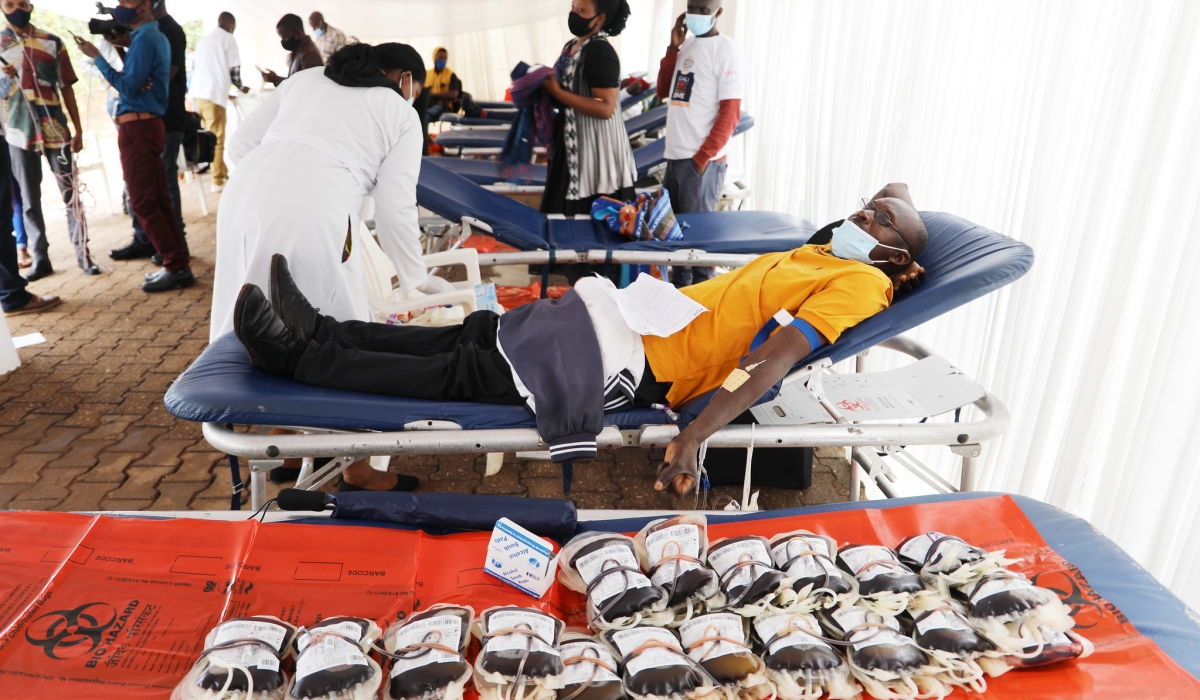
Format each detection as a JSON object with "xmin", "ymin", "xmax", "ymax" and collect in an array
[{"xmin": 211, "ymin": 42, "xmax": 447, "ymax": 341}]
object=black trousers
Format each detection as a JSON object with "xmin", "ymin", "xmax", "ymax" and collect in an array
[{"xmin": 294, "ymin": 311, "xmax": 527, "ymax": 405}]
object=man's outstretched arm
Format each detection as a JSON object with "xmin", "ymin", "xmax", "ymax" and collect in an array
[{"xmin": 655, "ymin": 324, "xmax": 817, "ymax": 495}]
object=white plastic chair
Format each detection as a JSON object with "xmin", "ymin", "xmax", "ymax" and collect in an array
[{"xmin": 359, "ymin": 227, "xmax": 485, "ymax": 324}]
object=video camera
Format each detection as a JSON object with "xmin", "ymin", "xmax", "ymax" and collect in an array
[{"xmin": 88, "ymin": 2, "xmax": 130, "ymax": 36}]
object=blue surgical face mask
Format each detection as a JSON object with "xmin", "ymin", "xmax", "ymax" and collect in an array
[
  {"xmin": 434, "ymin": 58, "xmax": 446, "ymax": 72},
  {"xmin": 314, "ymin": 27, "xmax": 325, "ymax": 37},
  {"xmin": 684, "ymin": 12, "xmax": 716, "ymax": 36},
  {"xmin": 830, "ymin": 219, "xmax": 906, "ymax": 265},
  {"xmin": 112, "ymin": 1, "xmax": 143, "ymax": 25}
]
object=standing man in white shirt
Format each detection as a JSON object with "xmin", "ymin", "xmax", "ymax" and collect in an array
[
  {"xmin": 308, "ymin": 12, "xmax": 346, "ymax": 63},
  {"xmin": 189, "ymin": 12, "xmax": 248, "ymax": 193},
  {"xmin": 655, "ymin": 0, "xmax": 746, "ymax": 287}
]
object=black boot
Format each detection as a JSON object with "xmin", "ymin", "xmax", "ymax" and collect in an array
[
  {"xmin": 109, "ymin": 239, "xmax": 157, "ymax": 260},
  {"xmin": 269, "ymin": 254, "xmax": 321, "ymax": 341},
  {"xmin": 233, "ymin": 284, "xmax": 307, "ymax": 374}
]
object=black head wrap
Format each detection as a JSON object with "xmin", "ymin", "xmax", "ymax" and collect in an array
[
  {"xmin": 323, "ymin": 42, "xmax": 425, "ymax": 96},
  {"xmin": 375, "ymin": 43, "xmax": 426, "ymax": 84}
]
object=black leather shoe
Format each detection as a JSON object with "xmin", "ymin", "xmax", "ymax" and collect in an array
[
  {"xmin": 233, "ymin": 284, "xmax": 305, "ymax": 374},
  {"xmin": 338, "ymin": 474, "xmax": 420, "ymax": 492},
  {"xmin": 142, "ymin": 267, "xmax": 196, "ymax": 292},
  {"xmin": 109, "ymin": 239, "xmax": 156, "ymax": 260},
  {"xmin": 269, "ymin": 254, "xmax": 320, "ymax": 340},
  {"xmin": 150, "ymin": 253, "xmax": 163, "ymax": 266},
  {"xmin": 23, "ymin": 262, "xmax": 53, "ymax": 281}
]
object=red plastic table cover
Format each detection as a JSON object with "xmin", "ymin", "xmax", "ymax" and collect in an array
[{"xmin": 0, "ymin": 495, "xmax": 1195, "ymax": 699}]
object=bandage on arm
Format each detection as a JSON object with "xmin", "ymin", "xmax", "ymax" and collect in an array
[
  {"xmin": 656, "ymin": 47, "xmax": 678, "ymax": 100},
  {"xmin": 692, "ymin": 98, "xmax": 741, "ymax": 171}
]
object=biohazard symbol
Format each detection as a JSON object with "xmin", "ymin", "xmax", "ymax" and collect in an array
[
  {"xmin": 25, "ymin": 602, "xmax": 117, "ymax": 659},
  {"xmin": 837, "ymin": 398, "xmax": 869, "ymax": 412},
  {"xmin": 1032, "ymin": 570, "xmax": 1104, "ymax": 629}
]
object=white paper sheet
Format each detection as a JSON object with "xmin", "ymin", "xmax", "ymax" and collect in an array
[
  {"xmin": 12, "ymin": 332, "xmax": 45, "ymax": 349},
  {"xmin": 750, "ymin": 380, "xmax": 832, "ymax": 425},
  {"xmin": 823, "ymin": 356, "xmax": 985, "ymax": 420},
  {"xmin": 610, "ymin": 273, "xmax": 707, "ymax": 337},
  {"xmin": 749, "ymin": 356, "xmax": 986, "ymax": 424}
]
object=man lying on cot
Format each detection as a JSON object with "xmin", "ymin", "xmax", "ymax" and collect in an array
[{"xmin": 231, "ymin": 183, "xmax": 926, "ymax": 495}]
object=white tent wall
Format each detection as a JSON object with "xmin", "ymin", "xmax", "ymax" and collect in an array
[{"xmin": 738, "ymin": 0, "xmax": 1200, "ymax": 612}]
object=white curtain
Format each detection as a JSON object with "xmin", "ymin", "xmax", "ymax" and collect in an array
[{"xmin": 737, "ymin": 0, "xmax": 1200, "ymax": 611}]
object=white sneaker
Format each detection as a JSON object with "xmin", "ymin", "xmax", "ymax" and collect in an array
[{"xmin": 210, "ymin": 183, "xmax": 225, "ymax": 193}]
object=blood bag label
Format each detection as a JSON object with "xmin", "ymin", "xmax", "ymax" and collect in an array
[
  {"xmin": 212, "ymin": 620, "xmax": 289, "ymax": 652},
  {"xmin": 832, "ymin": 607, "xmax": 911, "ymax": 651},
  {"xmin": 839, "ymin": 546, "xmax": 905, "ymax": 582},
  {"xmin": 969, "ymin": 576, "xmax": 1035, "ymax": 605},
  {"xmin": 297, "ymin": 620, "xmax": 367, "ymax": 652},
  {"xmin": 646, "ymin": 525, "xmax": 703, "ymax": 587},
  {"xmin": 772, "ymin": 536, "xmax": 841, "ymax": 582},
  {"xmin": 771, "ymin": 535, "xmax": 830, "ymax": 568},
  {"xmin": 389, "ymin": 614, "xmax": 464, "ymax": 676},
  {"xmin": 295, "ymin": 636, "xmax": 368, "ymax": 679},
  {"xmin": 708, "ymin": 539, "xmax": 773, "ymax": 590},
  {"xmin": 559, "ymin": 642, "xmax": 619, "ymax": 685},
  {"xmin": 898, "ymin": 533, "xmax": 945, "ymax": 564},
  {"xmin": 209, "ymin": 646, "xmax": 281, "ymax": 672},
  {"xmin": 576, "ymin": 544, "xmax": 651, "ymax": 604},
  {"xmin": 611, "ymin": 626, "xmax": 689, "ymax": 676},
  {"xmin": 680, "ymin": 613, "xmax": 746, "ymax": 662},
  {"xmin": 755, "ymin": 612, "xmax": 831, "ymax": 655},
  {"xmin": 915, "ymin": 610, "xmax": 972, "ymax": 636},
  {"xmin": 484, "ymin": 610, "xmax": 560, "ymax": 656}
]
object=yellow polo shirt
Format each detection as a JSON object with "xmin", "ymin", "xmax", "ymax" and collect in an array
[{"xmin": 644, "ymin": 244, "xmax": 893, "ymax": 406}]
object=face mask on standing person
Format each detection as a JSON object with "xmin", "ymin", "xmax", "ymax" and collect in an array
[
  {"xmin": 112, "ymin": 0, "xmax": 145, "ymax": 25},
  {"xmin": 5, "ymin": 6, "xmax": 31, "ymax": 28},
  {"xmin": 684, "ymin": 13, "xmax": 716, "ymax": 36},
  {"xmin": 568, "ymin": 10, "xmax": 597, "ymax": 37},
  {"xmin": 281, "ymin": 34, "xmax": 301, "ymax": 51}
]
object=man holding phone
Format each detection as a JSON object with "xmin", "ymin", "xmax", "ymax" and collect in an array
[
  {"xmin": 74, "ymin": 0, "xmax": 193, "ymax": 292},
  {"xmin": 655, "ymin": 0, "xmax": 746, "ymax": 287}
]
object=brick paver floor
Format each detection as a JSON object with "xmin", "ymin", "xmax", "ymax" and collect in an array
[{"xmin": 0, "ymin": 178, "xmax": 855, "ymax": 513}]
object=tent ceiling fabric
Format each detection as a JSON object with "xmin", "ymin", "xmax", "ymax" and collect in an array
[{"xmin": 42, "ymin": 0, "xmax": 567, "ymax": 36}]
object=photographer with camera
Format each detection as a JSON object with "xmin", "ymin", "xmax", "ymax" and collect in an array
[
  {"xmin": 110, "ymin": 0, "xmax": 189, "ymax": 264},
  {"xmin": 75, "ymin": 0, "xmax": 193, "ymax": 292},
  {"xmin": 0, "ymin": 0, "xmax": 93, "ymax": 280}
]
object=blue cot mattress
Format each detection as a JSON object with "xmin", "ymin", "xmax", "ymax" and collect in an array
[
  {"xmin": 165, "ymin": 211, "xmax": 1031, "ymax": 431},
  {"xmin": 435, "ymin": 106, "xmax": 669, "ymax": 150},
  {"xmin": 430, "ymin": 113, "xmax": 753, "ymax": 186}
]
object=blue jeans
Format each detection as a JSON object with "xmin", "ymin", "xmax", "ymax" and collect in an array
[
  {"xmin": 11, "ymin": 176, "xmax": 23, "ymax": 249},
  {"xmin": 131, "ymin": 129, "xmax": 186, "ymax": 245},
  {"xmin": 0, "ymin": 145, "xmax": 30, "ymax": 311}
]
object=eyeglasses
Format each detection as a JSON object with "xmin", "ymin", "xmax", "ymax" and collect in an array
[{"xmin": 853, "ymin": 199, "xmax": 909, "ymax": 252}]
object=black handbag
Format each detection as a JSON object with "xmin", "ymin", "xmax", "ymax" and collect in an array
[{"xmin": 183, "ymin": 129, "xmax": 217, "ymax": 165}]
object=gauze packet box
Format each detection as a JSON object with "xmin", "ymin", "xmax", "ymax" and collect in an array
[{"xmin": 486, "ymin": 517, "xmax": 559, "ymax": 598}]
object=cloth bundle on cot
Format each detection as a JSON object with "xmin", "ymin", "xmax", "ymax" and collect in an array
[{"xmin": 591, "ymin": 188, "xmax": 686, "ymax": 242}]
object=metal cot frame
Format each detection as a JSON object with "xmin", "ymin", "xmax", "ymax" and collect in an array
[{"xmin": 203, "ymin": 334, "xmax": 1008, "ymax": 512}]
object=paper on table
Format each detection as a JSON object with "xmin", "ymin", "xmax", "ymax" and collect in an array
[{"xmin": 610, "ymin": 273, "xmax": 707, "ymax": 337}]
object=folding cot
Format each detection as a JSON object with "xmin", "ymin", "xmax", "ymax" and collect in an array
[
  {"xmin": 430, "ymin": 113, "xmax": 755, "ymax": 187},
  {"xmin": 165, "ymin": 206, "xmax": 1033, "ymax": 510},
  {"xmin": 434, "ymin": 104, "xmax": 670, "ymax": 156},
  {"xmin": 437, "ymin": 86, "xmax": 655, "ymax": 128}
]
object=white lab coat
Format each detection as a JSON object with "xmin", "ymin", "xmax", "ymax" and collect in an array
[{"xmin": 210, "ymin": 67, "xmax": 426, "ymax": 341}]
